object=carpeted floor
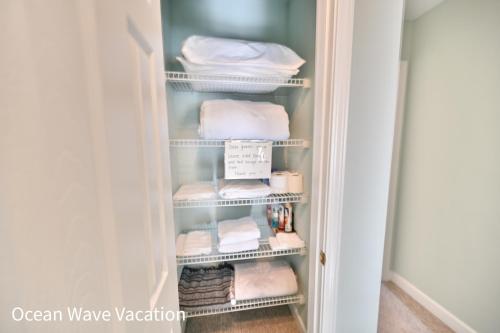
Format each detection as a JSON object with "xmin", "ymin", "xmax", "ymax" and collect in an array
[
  {"xmin": 378, "ymin": 282, "xmax": 453, "ymax": 333},
  {"xmin": 185, "ymin": 282, "xmax": 453, "ymax": 333}
]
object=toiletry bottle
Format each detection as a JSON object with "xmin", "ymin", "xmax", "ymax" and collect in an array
[
  {"xmin": 284, "ymin": 203, "xmax": 293, "ymax": 232},
  {"xmin": 267, "ymin": 205, "xmax": 272, "ymax": 226},
  {"xmin": 278, "ymin": 205, "xmax": 285, "ymax": 231},
  {"xmin": 271, "ymin": 205, "xmax": 279, "ymax": 233}
]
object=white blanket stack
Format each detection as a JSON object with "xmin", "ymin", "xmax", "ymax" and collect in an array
[
  {"xmin": 218, "ymin": 179, "xmax": 271, "ymax": 199},
  {"xmin": 218, "ymin": 216, "xmax": 261, "ymax": 253},
  {"xmin": 181, "ymin": 36, "xmax": 305, "ymax": 73},
  {"xmin": 199, "ymin": 99, "xmax": 290, "ymax": 140},
  {"xmin": 177, "ymin": 36, "xmax": 305, "ymax": 93},
  {"xmin": 233, "ymin": 260, "xmax": 298, "ymax": 302}
]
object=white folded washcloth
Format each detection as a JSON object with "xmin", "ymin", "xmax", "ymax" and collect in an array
[
  {"xmin": 218, "ymin": 179, "xmax": 271, "ymax": 199},
  {"xmin": 218, "ymin": 216, "xmax": 261, "ymax": 246},
  {"xmin": 173, "ymin": 182, "xmax": 217, "ymax": 201},
  {"xmin": 218, "ymin": 239, "xmax": 259, "ymax": 253},
  {"xmin": 199, "ymin": 100, "xmax": 290, "ymax": 141},
  {"xmin": 234, "ymin": 260, "xmax": 298, "ymax": 301},
  {"xmin": 177, "ymin": 231, "xmax": 212, "ymax": 256},
  {"xmin": 269, "ymin": 232, "xmax": 305, "ymax": 250},
  {"xmin": 181, "ymin": 36, "xmax": 305, "ymax": 71}
]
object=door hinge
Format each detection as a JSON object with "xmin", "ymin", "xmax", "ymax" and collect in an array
[{"xmin": 320, "ymin": 250, "xmax": 326, "ymax": 266}]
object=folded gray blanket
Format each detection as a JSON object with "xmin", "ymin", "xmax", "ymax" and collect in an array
[{"xmin": 178, "ymin": 263, "xmax": 235, "ymax": 309}]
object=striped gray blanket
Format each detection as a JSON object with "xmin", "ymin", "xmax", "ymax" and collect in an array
[{"xmin": 178, "ymin": 263, "xmax": 235, "ymax": 308}]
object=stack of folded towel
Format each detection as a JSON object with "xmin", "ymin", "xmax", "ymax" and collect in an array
[
  {"xmin": 177, "ymin": 35, "xmax": 305, "ymax": 93},
  {"xmin": 180, "ymin": 36, "xmax": 305, "ymax": 76},
  {"xmin": 176, "ymin": 231, "xmax": 212, "ymax": 256},
  {"xmin": 218, "ymin": 216, "xmax": 261, "ymax": 253},
  {"xmin": 233, "ymin": 260, "xmax": 298, "ymax": 303},
  {"xmin": 218, "ymin": 179, "xmax": 271, "ymax": 199},
  {"xmin": 173, "ymin": 182, "xmax": 217, "ymax": 201},
  {"xmin": 178, "ymin": 264, "xmax": 235, "ymax": 309},
  {"xmin": 269, "ymin": 232, "xmax": 305, "ymax": 251},
  {"xmin": 199, "ymin": 99, "xmax": 290, "ymax": 140}
]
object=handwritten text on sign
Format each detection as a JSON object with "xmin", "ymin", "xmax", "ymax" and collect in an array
[{"xmin": 224, "ymin": 141, "xmax": 272, "ymax": 179}]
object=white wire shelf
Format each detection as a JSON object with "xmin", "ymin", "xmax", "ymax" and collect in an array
[
  {"xmin": 165, "ymin": 71, "xmax": 310, "ymax": 93},
  {"xmin": 173, "ymin": 193, "xmax": 306, "ymax": 209},
  {"xmin": 177, "ymin": 224, "xmax": 306, "ymax": 266},
  {"xmin": 178, "ymin": 242, "xmax": 306, "ymax": 266},
  {"xmin": 170, "ymin": 139, "xmax": 310, "ymax": 148},
  {"xmin": 183, "ymin": 294, "xmax": 305, "ymax": 318}
]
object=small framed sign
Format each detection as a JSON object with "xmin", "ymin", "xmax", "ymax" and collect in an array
[{"xmin": 224, "ymin": 140, "xmax": 272, "ymax": 179}]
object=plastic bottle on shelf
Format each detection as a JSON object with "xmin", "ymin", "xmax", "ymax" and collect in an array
[
  {"xmin": 278, "ymin": 205, "xmax": 285, "ymax": 231},
  {"xmin": 267, "ymin": 205, "xmax": 273, "ymax": 227},
  {"xmin": 271, "ymin": 205, "xmax": 279, "ymax": 233},
  {"xmin": 284, "ymin": 203, "xmax": 293, "ymax": 232}
]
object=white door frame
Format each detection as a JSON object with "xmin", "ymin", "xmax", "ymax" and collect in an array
[
  {"xmin": 308, "ymin": 0, "xmax": 355, "ymax": 332},
  {"xmin": 382, "ymin": 61, "xmax": 408, "ymax": 281}
]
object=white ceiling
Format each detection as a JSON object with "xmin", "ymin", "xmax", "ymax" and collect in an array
[{"xmin": 405, "ymin": 0, "xmax": 446, "ymax": 20}]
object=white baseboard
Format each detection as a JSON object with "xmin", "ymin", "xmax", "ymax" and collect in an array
[
  {"xmin": 289, "ymin": 304, "xmax": 306, "ymax": 333},
  {"xmin": 388, "ymin": 272, "xmax": 477, "ymax": 333}
]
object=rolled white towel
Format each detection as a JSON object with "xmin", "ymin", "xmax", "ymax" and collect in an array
[
  {"xmin": 234, "ymin": 260, "xmax": 298, "ymax": 301},
  {"xmin": 218, "ymin": 216, "xmax": 260, "ymax": 246},
  {"xmin": 218, "ymin": 179, "xmax": 271, "ymax": 199},
  {"xmin": 218, "ymin": 239, "xmax": 259, "ymax": 253},
  {"xmin": 199, "ymin": 100, "xmax": 290, "ymax": 140}
]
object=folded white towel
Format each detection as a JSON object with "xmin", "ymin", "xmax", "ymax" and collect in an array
[
  {"xmin": 218, "ymin": 239, "xmax": 259, "ymax": 253},
  {"xmin": 218, "ymin": 216, "xmax": 260, "ymax": 246},
  {"xmin": 269, "ymin": 233, "xmax": 305, "ymax": 251},
  {"xmin": 173, "ymin": 182, "xmax": 217, "ymax": 201},
  {"xmin": 176, "ymin": 234, "xmax": 186, "ymax": 255},
  {"xmin": 199, "ymin": 100, "xmax": 290, "ymax": 141},
  {"xmin": 181, "ymin": 36, "xmax": 305, "ymax": 71},
  {"xmin": 218, "ymin": 179, "xmax": 271, "ymax": 199},
  {"xmin": 177, "ymin": 231, "xmax": 212, "ymax": 256},
  {"xmin": 234, "ymin": 260, "xmax": 298, "ymax": 301}
]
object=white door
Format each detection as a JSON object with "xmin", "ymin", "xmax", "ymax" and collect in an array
[{"xmin": 0, "ymin": 1, "xmax": 180, "ymax": 332}]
